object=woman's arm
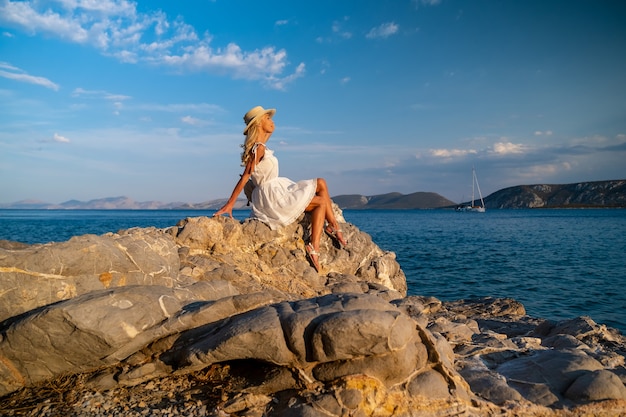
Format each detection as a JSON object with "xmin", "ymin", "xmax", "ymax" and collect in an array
[{"xmin": 213, "ymin": 160, "xmax": 254, "ymax": 218}]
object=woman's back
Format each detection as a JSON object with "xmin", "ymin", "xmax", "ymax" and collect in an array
[{"xmin": 250, "ymin": 148, "xmax": 279, "ymax": 186}]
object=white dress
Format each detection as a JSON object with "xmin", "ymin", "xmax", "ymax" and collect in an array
[{"xmin": 249, "ymin": 144, "xmax": 317, "ymax": 230}]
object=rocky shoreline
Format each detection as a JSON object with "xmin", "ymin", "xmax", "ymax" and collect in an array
[{"xmin": 1, "ymin": 208, "xmax": 625, "ymax": 416}]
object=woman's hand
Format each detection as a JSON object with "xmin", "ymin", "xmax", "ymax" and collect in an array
[
  {"xmin": 213, "ymin": 162, "xmax": 253, "ymax": 219},
  {"xmin": 213, "ymin": 204, "xmax": 233, "ymax": 218}
]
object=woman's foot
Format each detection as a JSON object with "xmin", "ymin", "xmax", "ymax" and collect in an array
[
  {"xmin": 305, "ymin": 243, "xmax": 321, "ymax": 272},
  {"xmin": 325, "ymin": 225, "xmax": 347, "ymax": 247}
]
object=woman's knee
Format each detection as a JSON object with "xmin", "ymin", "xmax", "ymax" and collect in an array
[
  {"xmin": 316, "ymin": 178, "xmax": 328, "ymax": 193},
  {"xmin": 306, "ymin": 195, "xmax": 326, "ymax": 212}
]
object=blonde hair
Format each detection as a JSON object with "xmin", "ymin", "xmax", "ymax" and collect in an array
[{"xmin": 240, "ymin": 121, "xmax": 261, "ymax": 166}]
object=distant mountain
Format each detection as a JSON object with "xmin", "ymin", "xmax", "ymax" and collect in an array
[
  {"xmin": 0, "ymin": 199, "xmax": 51, "ymax": 209},
  {"xmin": 484, "ymin": 179, "xmax": 626, "ymax": 209},
  {"xmin": 175, "ymin": 199, "xmax": 249, "ymax": 210},
  {"xmin": 56, "ymin": 196, "xmax": 179, "ymax": 210},
  {"xmin": 2, "ymin": 180, "xmax": 624, "ymax": 210},
  {"xmin": 333, "ymin": 192, "xmax": 456, "ymax": 209},
  {"xmin": 0, "ymin": 196, "xmax": 248, "ymax": 210}
]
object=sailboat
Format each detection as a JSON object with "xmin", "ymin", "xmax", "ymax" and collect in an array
[{"xmin": 456, "ymin": 167, "xmax": 486, "ymax": 212}]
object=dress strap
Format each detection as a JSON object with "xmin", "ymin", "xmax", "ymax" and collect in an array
[
  {"xmin": 251, "ymin": 142, "xmax": 266, "ymax": 153},
  {"xmin": 251, "ymin": 142, "xmax": 266, "ymax": 168}
]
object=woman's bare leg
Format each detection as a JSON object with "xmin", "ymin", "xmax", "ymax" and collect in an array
[
  {"xmin": 315, "ymin": 178, "xmax": 340, "ymax": 228},
  {"xmin": 305, "ymin": 195, "xmax": 326, "ymax": 271},
  {"xmin": 304, "ymin": 178, "xmax": 346, "ymax": 270},
  {"xmin": 308, "ymin": 197, "xmax": 326, "ymax": 250},
  {"xmin": 315, "ymin": 178, "xmax": 346, "ymax": 245}
]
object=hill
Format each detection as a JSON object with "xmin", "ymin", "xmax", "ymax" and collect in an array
[
  {"xmin": 484, "ymin": 179, "xmax": 626, "ymax": 209},
  {"xmin": 332, "ymin": 191, "xmax": 456, "ymax": 209},
  {"xmin": 0, "ymin": 196, "xmax": 248, "ymax": 210}
]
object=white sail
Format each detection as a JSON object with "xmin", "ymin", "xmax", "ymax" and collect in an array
[{"xmin": 456, "ymin": 167, "xmax": 486, "ymax": 212}]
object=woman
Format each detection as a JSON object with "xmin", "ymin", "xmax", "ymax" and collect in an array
[{"xmin": 214, "ymin": 106, "xmax": 346, "ymax": 272}]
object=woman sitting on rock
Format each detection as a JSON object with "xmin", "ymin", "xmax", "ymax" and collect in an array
[{"xmin": 214, "ymin": 106, "xmax": 347, "ymax": 272}]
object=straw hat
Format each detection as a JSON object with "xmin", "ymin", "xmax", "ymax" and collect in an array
[{"xmin": 243, "ymin": 106, "xmax": 276, "ymax": 134}]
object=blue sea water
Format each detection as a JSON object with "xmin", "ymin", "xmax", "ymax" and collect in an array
[{"xmin": 1, "ymin": 209, "xmax": 625, "ymax": 334}]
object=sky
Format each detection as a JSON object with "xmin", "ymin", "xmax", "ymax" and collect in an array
[{"xmin": 1, "ymin": 0, "xmax": 625, "ymax": 205}]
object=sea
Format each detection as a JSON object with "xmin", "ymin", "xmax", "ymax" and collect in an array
[{"xmin": 1, "ymin": 208, "xmax": 625, "ymax": 334}]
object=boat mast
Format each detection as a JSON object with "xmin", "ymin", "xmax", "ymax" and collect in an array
[
  {"xmin": 471, "ymin": 167, "xmax": 476, "ymax": 207},
  {"xmin": 473, "ymin": 167, "xmax": 485, "ymax": 208}
]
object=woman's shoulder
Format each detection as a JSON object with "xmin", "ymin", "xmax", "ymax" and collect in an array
[{"xmin": 252, "ymin": 142, "xmax": 268, "ymax": 152}]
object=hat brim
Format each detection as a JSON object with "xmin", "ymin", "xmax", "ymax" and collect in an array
[{"xmin": 243, "ymin": 108, "xmax": 276, "ymax": 134}]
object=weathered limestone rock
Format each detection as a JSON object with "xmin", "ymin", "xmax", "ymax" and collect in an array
[
  {"xmin": 0, "ymin": 281, "xmax": 244, "ymax": 394},
  {"xmin": 0, "ymin": 228, "xmax": 183, "ymax": 322},
  {"xmin": 173, "ymin": 214, "xmax": 407, "ymax": 297},
  {"xmin": 158, "ymin": 293, "xmax": 433, "ymax": 389},
  {"xmin": 445, "ymin": 297, "xmax": 626, "ymax": 412},
  {"xmin": 565, "ymin": 369, "xmax": 626, "ymax": 402}
]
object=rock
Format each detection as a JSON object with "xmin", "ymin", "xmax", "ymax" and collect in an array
[
  {"xmin": 565, "ymin": 369, "xmax": 626, "ymax": 402},
  {"xmin": 0, "ymin": 282, "xmax": 243, "ymax": 394},
  {"xmin": 175, "ymin": 214, "xmax": 407, "ymax": 297},
  {"xmin": 0, "ymin": 228, "xmax": 184, "ymax": 322},
  {"xmin": 0, "ymin": 213, "xmax": 625, "ymax": 416}
]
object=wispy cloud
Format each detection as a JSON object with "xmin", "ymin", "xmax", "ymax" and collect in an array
[
  {"xmin": 430, "ymin": 148, "xmax": 478, "ymax": 158},
  {"xmin": 72, "ymin": 88, "xmax": 131, "ymax": 101},
  {"xmin": 0, "ymin": 62, "xmax": 60, "ymax": 90},
  {"xmin": 317, "ymin": 17, "xmax": 352, "ymax": 43},
  {"xmin": 491, "ymin": 142, "xmax": 527, "ymax": 155},
  {"xmin": 366, "ymin": 22, "xmax": 399, "ymax": 39},
  {"xmin": 333, "ymin": 18, "xmax": 352, "ymax": 39},
  {"xmin": 0, "ymin": 0, "xmax": 304, "ymax": 90},
  {"xmin": 534, "ymin": 130, "xmax": 553, "ymax": 136},
  {"xmin": 181, "ymin": 115, "xmax": 208, "ymax": 126},
  {"xmin": 138, "ymin": 102, "xmax": 223, "ymax": 114},
  {"xmin": 53, "ymin": 133, "xmax": 70, "ymax": 143}
]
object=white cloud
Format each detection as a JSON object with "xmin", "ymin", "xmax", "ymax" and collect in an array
[
  {"xmin": 268, "ymin": 62, "xmax": 306, "ymax": 90},
  {"xmin": 430, "ymin": 148, "xmax": 478, "ymax": 158},
  {"xmin": 72, "ymin": 87, "xmax": 131, "ymax": 101},
  {"xmin": 158, "ymin": 42, "xmax": 304, "ymax": 89},
  {"xmin": 53, "ymin": 133, "xmax": 70, "ymax": 143},
  {"xmin": 534, "ymin": 130, "xmax": 553, "ymax": 136},
  {"xmin": 181, "ymin": 115, "xmax": 207, "ymax": 126},
  {"xmin": 0, "ymin": 62, "xmax": 60, "ymax": 90},
  {"xmin": 492, "ymin": 142, "xmax": 526, "ymax": 155},
  {"xmin": 55, "ymin": 0, "xmax": 137, "ymax": 15},
  {"xmin": 366, "ymin": 22, "xmax": 399, "ymax": 39},
  {"xmin": 332, "ymin": 18, "xmax": 352, "ymax": 39},
  {"xmin": 0, "ymin": 0, "xmax": 303, "ymax": 90},
  {"xmin": 138, "ymin": 103, "xmax": 222, "ymax": 113}
]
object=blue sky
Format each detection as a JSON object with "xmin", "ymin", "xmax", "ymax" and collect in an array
[{"xmin": 1, "ymin": 0, "xmax": 625, "ymax": 205}]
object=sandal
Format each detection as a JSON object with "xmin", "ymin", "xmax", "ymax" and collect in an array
[
  {"xmin": 325, "ymin": 225, "xmax": 347, "ymax": 248},
  {"xmin": 305, "ymin": 243, "xmax": 321, "ymax": 272}
]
